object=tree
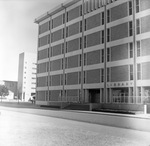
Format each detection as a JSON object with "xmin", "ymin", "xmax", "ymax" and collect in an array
[{"xmin": 0, "ymin": 85, "xmax": 9, "ymax": 102}]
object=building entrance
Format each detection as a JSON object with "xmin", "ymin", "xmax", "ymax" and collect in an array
[{"xmin": 89, "ymin": 89, "xmax": 100, "ymax": 103}]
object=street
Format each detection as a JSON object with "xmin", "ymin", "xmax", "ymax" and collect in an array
[{"xmin": 0, "ymin": 108, "xmax": 150, "ymax": 146}]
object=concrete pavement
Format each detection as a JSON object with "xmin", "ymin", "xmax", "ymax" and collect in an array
[
  {"xmin": 0, "ymin": 103, "xmax": 150, "ymax": 132},
  {"xmin": 1, "ymin": 109, "xmax": 150, "ymax": 146}
]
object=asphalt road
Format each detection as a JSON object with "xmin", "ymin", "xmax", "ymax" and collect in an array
[{"xmin": 0, "ymin": 109, "xmax": 150, "ymax": 146}]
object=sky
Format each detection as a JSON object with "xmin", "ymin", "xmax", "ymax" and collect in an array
[{"xmin": 0, "ymin": 0, "xmax": 66, "ymax": 81}]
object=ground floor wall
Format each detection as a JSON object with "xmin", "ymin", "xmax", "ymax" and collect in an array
[{"xmin": 36, "ymin": 85, "xmax": 150, "ymax": 112}]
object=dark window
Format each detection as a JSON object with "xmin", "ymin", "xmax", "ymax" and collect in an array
[
  {"xmin": 107, "ymin": 48, "xmax": 110, "ymax": 62},
  {"xmin": 84, "ymin": 36, "xmax": 87, "ymax": 48},
  {"xmin": 137, "ymin": 41, "xmax": 141, "ymax": 57},
  {"xmin": 137, "ymin": 64, "xmax": 141, "ymax": 80},
  {"xmin": 136, "ymin": 19, "xmax": 140, "ymax": 34},
  {"xmin": 129, "ymin": 43, "xmax": 133, "ymax": 58},
  {"xmin": 129, "ymin": 1, "xmax": 132, "ymax": 15},
  {"xmin": 136, "ymin": 0, "xmax": 140, "ymax": 13},
  {"xmin": 80, "ymin": 37, "xmax": 82, "ymax": 49},
  {"xmin": 80, "ymin": 21, "xmax": 82, "ymax": 32},
  {"xmin": 107, "ymin": 28, "xmax": 110, "ymax": 42},
  {"xmin": 107, "ymin": 9, "xmax": 110, "ymax": 23},
  {"xmin": 130, "ymin": 65, "xmax": 133, "ymax": 80},
  {"xmin": 129, "ymin": 21, "xmax": 133, "ymax": 36},
  {"xmin": 102, "ymin": 12, "xmax": 104, "ymax": 25}
]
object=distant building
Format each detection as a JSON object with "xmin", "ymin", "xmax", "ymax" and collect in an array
[
  {"xmin": 18, "ymin": 52, "xmax": 37, "ymax": 101},
  {"xmin": 0, "ymin": 80, "xmax": 17, "ymax": 99},
  {"xmin": 35, "ymin": 0, "xmax": 150, "ymax": 111}
]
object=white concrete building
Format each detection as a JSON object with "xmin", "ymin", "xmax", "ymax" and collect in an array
[{"xmin": 18, "ymin": 52, "xmax": 37, "ymax": 101}]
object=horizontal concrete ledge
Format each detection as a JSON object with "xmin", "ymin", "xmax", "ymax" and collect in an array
[{"xmin": 0, "ymin": 106, "xmax": 150, "ymax": 132}]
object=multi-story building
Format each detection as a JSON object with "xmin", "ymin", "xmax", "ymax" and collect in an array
[
  {"xmin": 18, "ymin": 52, "xmax": 37, "ymax": 101},
  {"xmin": 35, "ymin": 0, "xmax": 150, "ymax": 111}
]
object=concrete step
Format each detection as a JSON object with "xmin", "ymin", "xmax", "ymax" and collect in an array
[{"xmin": 64, "ymin": 103, "xmax": 90, "ymax": 111}]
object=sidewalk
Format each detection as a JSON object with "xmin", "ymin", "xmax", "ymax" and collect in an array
[{"xmin": 0, "ymin": 101, "xmax": 150, "ymax": 132}]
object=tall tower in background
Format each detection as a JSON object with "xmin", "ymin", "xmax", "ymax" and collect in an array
[{"xmin": 17, "ymin": 52, "xmax": 37, "ymax": 101}]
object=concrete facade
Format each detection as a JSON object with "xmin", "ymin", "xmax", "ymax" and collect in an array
[
  {"xmin": 17, "ymin": 52, "xmax": 37, "ymax": 101},
  {"xmin": 35, "ymin": 0, "xmax": 150, "ymax": 111}
]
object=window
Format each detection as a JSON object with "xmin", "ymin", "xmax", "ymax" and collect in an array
[
  {"xmin": 101, "ymin": 12, "xmax": 104, "ymax": 25},
  {"xmin": 66, "ymin": 27, "xmax": 68, "ymax": 37},
  {"xmin": 84, "ymin": 53, "xmax": 86, "ymax": 66},
  {"xmin": 86, "ymin": 1, "xmax": 89, "ymax": 13},
  {"xmin": 48, "ymin": 48, "xmax": 50, "ymax": 58},
  {"xmin": 85, "ymin": 19, "xmax": 87, "ymax": 31},
  {"xmin": 80, "ymin": 37, "xmax": 82, "ymax": 49},
  {"xmin": 62, "ymin": 28, "xmax": 65, "ymax": 39},
  {"xmin": 107, "ymin": 48, "xmax": 110, "ymax": 62},
  {"xmin": 102, "ymin": 30, "xmax": 104, "ymax": 44},
  {"xmin": 107, "ymin": 9, "xmax": 110, "ymax": 23},
  {"xmin": 107, "ymin": 68, "xmax": 110, "ymax": 82},
  {"xmin": 66, "ymin": 42, "xmax": 68, "ymax": 53},
  {"xmin": 61, "ymin": 59, "xmax": 64, "ymax": 70},
  {"xmin": 101, "ymin": 69, "xmax": 104, "ymax": 82},
  {"xmin": 136, "ymin": 0, "xmax": 140, "ymax": 13},
  {"xmin": 61, "ymin": 74, "xmax": 63, "ymax": 85},
  {"xmin": 47, "ymin": 62, "xmax": 49, "ymax": 72},
  {"xmin": 48, "ymin": 34, "xmax": 50, "ymax": 44},
  {"xmin": 79, "ymin": 72, "xmax": 81, "ymax": 84},
  {"xmin": 101, "ymin": 49, "xmax": 104, "ymax": 63},
  {"xmin": 84, "ymin": 36, "xmax": 87, "ymax": 48},
  {"xmin": 80, "ymin": 5, "xmax": 82, "ymax": 16},
  {"xmin": 137, "ymin": 64, "xmax": 141, "ymax": 80},
  {"xmin": 50, "ymin": 47, "xmax": 53, "ymax": 57},
  {"xmin": 129, "ymin": 1, "xmax": 132, "ymax": 15},
  {"xmin": 67, "ymin": 12, "xmax": 69, "ymax": 22},
  {"xmin": 136, "ymin": 19, "xmax": 140, "ymax": 34},
  {"xmin": 137, "ymin": 41, "xmax": 141, "ymax": 57},
  {"xmin": 129, "ymin": 21, "xmax": 133, "ymax": 36},
  {"xmin": 129, "ymin": 42, "xmax": 133, "ymax": 58},
  {"xmin": 63, "ymin": 13, "xmax": 65, "ymax": 24},
  {"xmin": 51, "ymin": 33, "xmax": 53, "ymax": 42},
  {"xmin": 52, "ymin": 19, "xmax": 53, "ymax": 29},
  {"xmin": 49, "ymin": 21, "xmax": 51, "ymax": 30},
  {"xmin": 79, "ymin": 54, "xmax": 82, "ymax": 66},
  {"xmin": 130, "ymin": 64, "xmax": 133, "ymax": 80},
  {"xmin": 65, "ymin": 74, "xmax": 67, "ymax": 85},
  {"xmin": 46, "ymin": 76, "xmax": 48, "ymax": 86},
  {"xmin": 107, "ymin": 28, "xmax": 110, "ymax": 42},
  {"xmin": 49, "ymin": 76, "xmax": 51, "ymax": 86},
  {"xmin": 137, "ymin": 87, "xmax": 141, "ymax": 103},
  {"xmin": 65, "ymin": 58, "xmax": 67, "ymax": 69},
  {"xmin": 62, "ymin": 43, "xmax": 64, "ymax": 54},
  {"xmin": 80, "ymin": 21, "xmax": 82, "ymax": 33},
  {"xmin": 84, "ymin": 71, "xmax": 86, "ymax": 84}
]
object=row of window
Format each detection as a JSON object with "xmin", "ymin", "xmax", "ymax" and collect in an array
[
  {"xmin": 37, "ymin": 63, "xmax": 142, "ymax": 87},
  {"xmin": 38, "ymin": 18, "xmax": 142, "ymax": 47},
  {"xmin": 36, "ymin": 87, "xmax": 148, "ymax": 104},
  {"xmin": 38, "ymin": 40, "xmax": 142, "ymax": 64},
  {"xmin": 39, "ymin": 0, "xmax": 141, "ymax": 35}
]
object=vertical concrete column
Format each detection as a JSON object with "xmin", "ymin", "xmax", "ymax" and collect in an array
[
  {"xmin": 47, "ymin": 14, "xmax": 52, "ymax": 103},
  {"xmin": 132, "ymin": 0, "xmax": 137, "ymax": 102},
  {"xmin": 104, "ymin": 5, "xmax": 107, "ymax": 103},
  {"xmin": 62, "ymin": 6, "xmax": 67, "ymax": 106},
  {"xmin": 81, "ymin": 0, "xmax": 85, "ymax": 103}
]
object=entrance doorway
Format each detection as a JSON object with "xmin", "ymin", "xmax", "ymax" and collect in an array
[{"xmin": 89, "ymin": 89, "xmax": 100, "ymax": 103}]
